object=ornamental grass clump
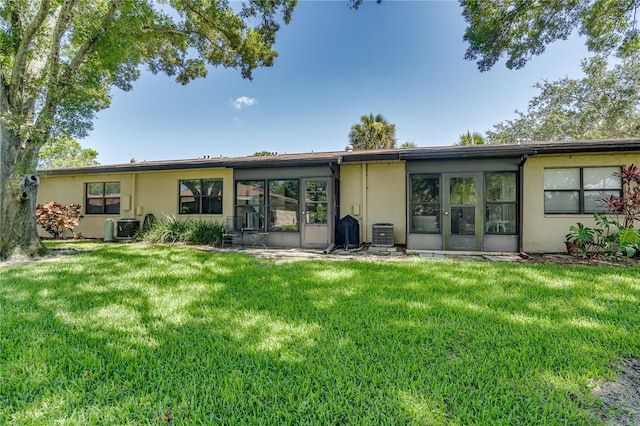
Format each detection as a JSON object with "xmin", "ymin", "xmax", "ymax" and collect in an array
[{"xmin": 136, "ymin": 214, "xmax": 223, "ymax": 245}]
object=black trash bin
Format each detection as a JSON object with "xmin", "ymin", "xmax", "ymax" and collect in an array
[
  {"xmin": 116, "ymin": 218, "xmax": 140, "ymax": 240},
  {"xmin": 336, "ymin": 215, "xmax": 360, "ymax": 248}
]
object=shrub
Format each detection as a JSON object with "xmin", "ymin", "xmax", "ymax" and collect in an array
[
  {"xmin": 185, "ymin": 220, "xmax": 224, "ymax": 245},
  {"xmin": 567, "ymin": 164, "xmax": 640, "ymax": 258},
  {"xmin": 565, "ymin": 222, "xmax": 599, "ymax": 255},
  {"xmin": 136, "ymin": 215, "xmax": 223, "ymax": 245},
  {"xmin": 35, "ymin": 201, "xmax": 84, "ymax": 238},
  {"xmin": 603, "ymin": 164, "xmax": 640, "ymax": 228}
]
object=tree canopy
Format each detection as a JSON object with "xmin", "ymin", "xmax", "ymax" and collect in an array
[
  {"xmin": 0, "ymin": 0, "xmax": 296, "ymax": 260},
  {"xmin": 457, "ymin": 131, "xmax": 485, "ymax": 146},
  {"xmin": 486, "ymin": 54, "xmax": 640, "ymax": 144},
  {"xmin": 39, "ymin": 137, "xmax": 99, "ymax": 169},
  {"xmin": 348, "ymin": 113, "xmax": 397, "ymax": 150},
  {"xmin": 461, "ymin": 0, "xmax": 640, "ymax": 71}
]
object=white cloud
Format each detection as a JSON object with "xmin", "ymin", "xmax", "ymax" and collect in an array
[{"xmin": 232, "ymin": 96, "xmax": 258, "ymax": 110}]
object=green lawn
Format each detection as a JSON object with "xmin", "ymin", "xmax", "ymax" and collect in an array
[{"xmin": 1, "ymin": 243, "xmax": 639, "ymax": 425}]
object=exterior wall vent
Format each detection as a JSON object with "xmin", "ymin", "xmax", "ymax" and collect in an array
[{"xmin": 371, "ymin": 223, "xmax": 394, "ymax": 247}]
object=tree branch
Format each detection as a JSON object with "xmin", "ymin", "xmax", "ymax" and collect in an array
[
  {"xmin": 36, "ymin": 0, "xmax": 120, "ymax": 143},
  {"xmin": 47, "ymin": 0, "xmax": 78, "ymax": 91},
  {"xmin": 141, "ymin": 25, "xmax": 237, "ymax": 56},
  {"xmin": 9, "ymin": 0, "xmax": 51, "ymax": 106},
  {"xmin": 180, "ymin": 0, "xmax": 240, "ymax": 53},
  {"xmin": 66, "ymin": 0, "xmax": 121, "ymax": 77}
]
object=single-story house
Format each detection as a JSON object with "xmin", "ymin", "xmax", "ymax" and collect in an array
[{"xmin": 37, "ymin": 139, "xmax": 640, "ymax": 253}]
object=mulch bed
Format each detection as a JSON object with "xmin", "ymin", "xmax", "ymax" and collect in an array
[{"xmin": 524, "ymin": 253, "xmax": 640, "ymax": 267}]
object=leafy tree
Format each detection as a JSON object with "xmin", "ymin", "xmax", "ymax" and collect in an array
[
  {"xmin": 460, "ymin": 0, "xmax": 640, "ymax": 71},
  {"xmin": 486, "ymin": 54, "xmax": 640, "ymax": 144},
  {"xmin": 348, "ymin": 113, "xmax": 397, "ymax": 150},
  {"xmin": 253, "ymin": 151, "xmax": 277, "ymax": 157},
  {"xmin": 457, "ymin": 131, "xmax": 485, "ymax": 146},
  {"xmin": 39, "ymin": 137, "xmax": 99, "ymax": 169},
  {"xmin": 400, "ymin": 141, "xmax": 417, "ymax": 148},
  {"xmin": 0, "ymin": 0, "xmax": 296, "ymax": 261}
]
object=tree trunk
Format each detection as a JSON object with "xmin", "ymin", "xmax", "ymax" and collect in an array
[{"xmin": 0, "ymin": 81, "xmax": 47, "ymax": 261}]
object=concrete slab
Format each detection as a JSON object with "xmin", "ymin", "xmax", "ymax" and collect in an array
[
  {"xmin": 368, "ymin": 246, "xmax": 397, "ymax": 253},
  {"xmin": 419, "ymin": 253, "xmax": 446, "ymax": 259},
  {"xmin": 482, "ymin": 255, "xmax": 523, "ymax": 262}
]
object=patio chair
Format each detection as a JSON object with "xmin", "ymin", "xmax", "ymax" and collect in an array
[{"xmin": 222, "ymin": 216, "xmax": 243, "ymax": 248}]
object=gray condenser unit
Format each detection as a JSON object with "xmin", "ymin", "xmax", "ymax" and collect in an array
[
  {"xmin": 117, "ymin": 218, "xmax": 140, "ymax": 240},
  {"xmin": 371, "ymin": 223, "xmax": 394, "ymax": 247}
]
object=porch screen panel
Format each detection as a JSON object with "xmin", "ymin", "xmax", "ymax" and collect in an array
[
  {"xmin": 235, "ymin": 180, "xmax": 265, "ymax": 230},
  {"xmin": 305, "ymin": 181, "xmax": 328, "ymax": 224},
  {"xmin": 485, "ymin": 172, "xmax": 517, "ymax": 234},
  {"xmin": 268, "ymin": 179, "xmax": 299, "ymax": 231},
  {"xmin": 410, "ymin": 174, "xmax": 440, "ymax": 233},
  {"xmin": 449, "ymin": 177, "xmax": 476, "ymax": 235}
]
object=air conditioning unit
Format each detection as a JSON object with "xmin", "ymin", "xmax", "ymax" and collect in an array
[
  {"xmin": 117, "ymin": 218, "xmax": 140, "ymax": 240},
  {"xmin": 372, "ymin": 223, "xmax": 394, "ymax": 247}
]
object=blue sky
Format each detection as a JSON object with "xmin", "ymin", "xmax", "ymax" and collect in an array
[{"xmin": 84, "ymin": 0, "xmax": 591, "ymax": 165}]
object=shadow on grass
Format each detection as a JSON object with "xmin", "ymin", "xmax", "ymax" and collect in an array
[{"xmin": 1, "ymin": 243, "xmax": 639, "ymax": 424}]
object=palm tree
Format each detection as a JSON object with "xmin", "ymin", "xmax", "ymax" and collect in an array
[
  {"xmin": 348, "ymin": 113, "xmax": 397, "ymax": 150},
  {"xmin": 457, "ymin": 131, "xmax": 486, "ymax": 146},
  {"xmin": 400, "ymin": 141, "xmax": 417, "ymax": 148}
]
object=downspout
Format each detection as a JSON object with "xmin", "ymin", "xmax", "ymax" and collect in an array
[
  {"xmin": 518, "ymin": 154, "xmax": 528, "ymax": 254},
  {"xmin": 362, "ymin": 163, "xmax": 368, "ymax": 243},
  {"xmin": 131, "ymin": 173, "xmax": 136, "ymax": 218},
  {"xmin": 329, "ymin": 161, "xmax": 338, "ymax": 245},
  {"xmin": 322, "ymin": 243, "xmax": 335, "ymax": 255}
]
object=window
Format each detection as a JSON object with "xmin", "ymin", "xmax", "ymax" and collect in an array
[
  {"xmin": 235, "ymin": 179, "xmax": 300, "ymax": 231},
  {"xmin": 179, "ymin": 179, "xmax": 223, "ymax": 215},
  {"xmin": 544, "ymin": 167, "xmax": 621, "ymax": 214},
  {"xmin": 269, "ymin": 180, "xmax": 299, "ymax": 231},
  {"xmin": 485, "ymin": 172, "xmax": 517, "ymax": 234},
  {"xmin": 410, "ymin": 174, "xmax": 440, "ymax": 233},
  {"xmin": 86, "ymin": 182, "xmax": 120, "ymax": 214}
]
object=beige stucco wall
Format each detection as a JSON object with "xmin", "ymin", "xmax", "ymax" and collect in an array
[
  {"xmin": 340, "ymin": 161, "xmax": 406, "ymax": 244},
  {"xmin": 37, "ymin": 168, "xmax": 234, "ymax": 239},
  {"xmin": 522, "ymin": 152, "xmax": 640, "ymax": 253}
]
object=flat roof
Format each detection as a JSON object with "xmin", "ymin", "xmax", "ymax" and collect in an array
[{"xmin": 40, "ymin": 138, "xmax": 640, "ymax": 176}]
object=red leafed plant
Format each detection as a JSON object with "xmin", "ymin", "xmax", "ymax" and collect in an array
[
  {"xmin": 35, "ymin": 201, "xmax": 84, "ymax": 238},
  {"xmin": 603, "ymin": 164, "xmax": 640, "ymax": 228}
]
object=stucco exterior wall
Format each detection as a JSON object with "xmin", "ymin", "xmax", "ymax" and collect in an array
[
  {"xmin": 522, "ymin": 152, "xmax": 640, "ymax": 253},
  {"xmin": 37, "ymin": 168, "xmax": 233, "ymax": 239},
  {"xmin": 340, "ymin": 161, "xmax": 406, "ymax": 244}
]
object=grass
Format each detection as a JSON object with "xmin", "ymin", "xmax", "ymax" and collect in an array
[{"xmin": 1, "ymin": 242, "xmax": 639, "ymax": 425}]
